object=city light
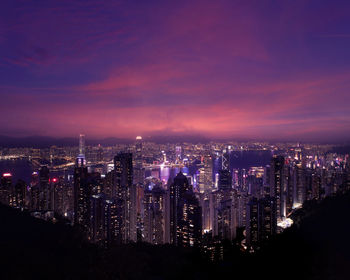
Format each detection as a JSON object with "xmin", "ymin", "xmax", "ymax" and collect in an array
[
  {"xmin": 278, "ymin": 218, "xmax": 294, "ymax": 229},
  {"xmin": 0, "ymin": 0, "xmax": 348, "ymax": 277}
]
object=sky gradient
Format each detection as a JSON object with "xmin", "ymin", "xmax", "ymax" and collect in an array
[{"xmin": 1, "ymin": 0, "xmax": 350, "ymax": 141}]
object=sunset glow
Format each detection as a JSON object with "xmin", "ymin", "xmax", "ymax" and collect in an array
[{"xmin": 1, "ymin": 0, "xmax": 350, "ymax": 141}]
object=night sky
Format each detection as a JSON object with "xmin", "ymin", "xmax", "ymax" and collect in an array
[{"xmin": 1, "ymin": 0, "xmax": 350, "ymax": 141}]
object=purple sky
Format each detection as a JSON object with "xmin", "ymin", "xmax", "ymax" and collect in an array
[{"xmin": 1, "ymin": 0, "xmax": 350, "ymax": 141}]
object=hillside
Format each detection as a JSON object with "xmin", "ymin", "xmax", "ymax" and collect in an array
[{"xmin": 1, "ymin": 192, "xmax": 350, "ymax": 279}]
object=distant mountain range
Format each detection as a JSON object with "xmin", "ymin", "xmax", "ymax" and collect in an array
[
  {"xmin": 0, "ymin": 135, "xmax": 129, "ymax": 148},
  {"xmin": 0, "ymin": 135, "xmax": 211, "ymax": 148},
  {"xmin": 0, "ymin": 134, "xmax": 349, "ymax": 148}
]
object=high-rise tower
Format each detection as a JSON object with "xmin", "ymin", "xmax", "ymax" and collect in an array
[
  {"xmin": 74, "ymin": 134, "xmax": 90, "ymax": 232},
  {"xmin": 222, "ymin": 146, "xmax": 231, "ymax": 171},
  {"xmin": 134, "ymin": 136, "xmax": 144, "ymax": 185},
  {"xmin": 76, "ymin": 134, "xmax": 86, "ymax": 167},
  {"xmin": 114, "ymin": 152, "xmax": 136, "ymax": 243},
  {"xmin": 169, "ymin": 172, "xmax": 201, "ymax": 246},
  {"xmin": 0, "ymin": 173, "xmax": 12, "ymax": 205},
  {"xmin": 79, "ymin": 134, "xmax": 85, "ymax": 156},
  {"xmin": 270, "ymin": 156, "xmax": 285, "ymax": 220}
]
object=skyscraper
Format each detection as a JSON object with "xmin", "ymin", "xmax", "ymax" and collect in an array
[
  {"xmin": 114, "ymin": 152, "xmax": 136, "ymax": 242},
  {"xmin": 134, "ymin": 136, "xmax": 144, "ymax": 185},
  {"xmin": 217, "ymin": 197, "xmax": 237, "ymax": 241},
  {"xmin": 12, "ymin": 179, "xmax": 26, "ymax": 209},
  {"xmin": 76, "ymin": 134, "xmax": 86, "ymax": 167},
  {"xmin": 246, "ymin": 196, "xmax": 277, "ymax": 250},
  {"xmin": 104, "ymin": 198, "xmax": 118, "ymax": 246},
  {"xmin": 53, "ymin": 177, "xmax": 69, "ymax": 217},
  {"xmin": 199, "ymin": 153, "xmax": 213, "ymax": 193},
  {"xmin": 222, "ymin": 146, "xmax": 231, "ymax": 171},
  {"xmin": 270, "ymin": 155, "xmax": 285, "ymax": 220},
  {"xmin": 30, "ymin": 171, "xmax": 40, "ymax": 211},
  {"xmin": 0, "ymin": 173, "xmax": 12, "ymax": 205},
  {"xmin": 292, "ymin": 161, "xmax": 306, "ymax": 207},
  {"xmin": 218, "ymin": 170, "xmax": 232, "ymax": 191},
  {"xmin": 79, "ymin": 134, "xmax": 85, "ymax": 156},
  {"xmin": 258, "ymin": 196, "xmax": 277, "ymax": 243},
  {"xmin": 90, "ymin": 193, "xmax": 105, "ymax": 243},
  {"xmin": 175, "ymin": 146, "xmax": 182, "ymax": 163},
  {"xmin": 74, "ymin": 134, "xmax": 90, "ymax": 232},
  {"xmin": 210, "ymin": 188, "xmax": 236, "ymax": 239},
  {"xmin": 39, "ymin": 166, "xmax": 51, "ymax": 212},
  {"xmin": 169, "ymin": 172, "xmax": 201, "ymax": 246},
  {"xmin": 74, "ymin": 164, "xmax": 89, "ymax": 232},
  {"xmin": 143, "ymin": 185, "xmax": 166, "ymax": 244}
]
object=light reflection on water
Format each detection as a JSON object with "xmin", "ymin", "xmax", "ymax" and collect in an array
[
  {"xmin": 146, "ymin": 166, "xmax": 190, "ymax": 184},
  {"xmin": 0, "ymin": 151, "xmax": 272, "ymax": 185}
]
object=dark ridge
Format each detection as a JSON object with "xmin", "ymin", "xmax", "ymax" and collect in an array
[
  {"xmin": 215, "ymin": 192, "xmax": 350, "ymax": 280},
  {"xmin": 0, "ymin": 135, "xmax": 132, "ymax": 148},
  {"xmin": 1, "ymin": 193, "xmax": 350, "ymax": 279},
  {"xmin": 0, "ymin": 204, "xmax": 209, "ymax": 280}
]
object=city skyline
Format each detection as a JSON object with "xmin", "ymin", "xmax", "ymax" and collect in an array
[
  {"xmin": 1, "ymin": 0, "xmax": 350, "ymax": 141},
  {"xmin": 1, "ymin": 2, "xmax": 350, "ymax": 279}
]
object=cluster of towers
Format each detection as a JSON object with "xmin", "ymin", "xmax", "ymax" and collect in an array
[
  {"xmin": 0, "ymin": 173, "xmax": 26, "ymax": 209},
  {"xmin": 0, "ymin": 166, "xmax": 72, "ymax": 221},
  {"xmin": 73, "ymin": 135, "xmax": 202, "ymax": 246},
  {"xmin": 198, "ymin": 147, "xmax": 350, "ymax": 252},
  {"xmin": 1, "ymin": 137, "xmax": 350, "ymax": 252}
]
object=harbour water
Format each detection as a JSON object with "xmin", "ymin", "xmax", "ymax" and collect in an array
[
  {"xmin": 0, "ymin": 150, "xmax": 273, "ymax": 185},
  {"xmin": 0, "ymin": 159, "xmax": 33, "ymax": 184}
]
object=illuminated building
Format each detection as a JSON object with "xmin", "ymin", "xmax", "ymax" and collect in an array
[
  {"xmin": 169, "ymin": 172, "xmax": 201, "ymax": 246},
  {"xmin": 270, "ymin": 155, "xmax": 285, "ymax": 220},
  {"xmin": 30, "ymin": 171, "xmax": 40, "ymax": 211},
  {"xmin": 177, "ymin": 191, "xmax": 202, "ymax": 247},
  {"xmin": 76, "ymin": 134, "xmax": 86, "ymax": 167},
  {"xmin": 114, "ymin": 152, "xmax": 137, "ymax": 243},
  {"xmin": 12, "ymin": 179, "xmax": 26, "ymax": 209},
  {"xmin": 284, "ymin": 164, "xmax": 294, "ymax": 215},
  {"xmin": 175, "ymin": 146, "xmax": 182, "ymax": 163},
  {"xmin": 217, "ymin": 197, "xmax": 237, "ymax": 240},
  {"xmin": 246, "ymin": 196, "xmax": 277, "ymax": 250},
  {"xmin": 258, "ymin": 196, "xmax": 277, "ymax": 243},
  {"xmin": 247, "ymin": 175, "xmax": 263, "ymax": 198},
  {"xmin": 134, "ymin": 136, "xmax": 144, "ymax": 185},
  {"xmin": 200, "ymin": 192, "xmax": 211, "ymax": 234},
  {"xmin": 292, "ymin": 161, "xmax": 306, "ymax": 206},
  {"xmin": 199, "ymin": 154, "xmax": 213, "ymax": 193},
  {"xmin": 311, "ymin": 172, "xmax": 322, "ymax": 200},
  {"xmin": 136, "ymin": 184, "xmax": 144, "ymax": 241},
  {"xmin": 89, "ymin": 194, "xmax": 120, "ymax": 246},
  {"xmin": 79, "ymin": 134, "xmax": 85, "ymax": 156},
  {"xmin": 97, "ymin": 144, "xmax": 103, "ymax": 162},
  {"xmin": 222, "ymin": 147, "xmax": 230, "ymax": 171},
  {"xmin": 0, "ymin": 173, "xmax": 12, "ymax": 205},
  {"xmin": 39, "ymin": 166, "xmax": 52, "ymax": 212},
  {"xmin": 169, "ymin": 172, "xmax": 190, "ymax": 244},
  {"xmin": 236, "ymin": 191, "xmax": 249, "ymax": 228},
  {"xmin": 104, "ymin": 198, "xmax": 118, "ymax": 245},
  {"xmin": 53, "ymin": 177, "xmax": 70, "ymax": 217},
  {"xmin": 218, "ymin": 170, "xmax": 232, "ymax": 191},
  {"xmin": 210, "ymin": 188, "xmax": 236, "ymax": 239},
  {"xmin": 246, "ymin": 197, "xmax": 258, "ymax": 249},
  {"xmin": 90, "ymin": 193, "xmax": 105, "ymax": 243},
  {"xmin": 143, "ymin": 184, "xmax": 166, "ymax": 244},
  {"xmin": 103, "ymin": 171, "xmax": 114, "ymax": 198},
  {"xmin": 74, "ymin": 161, "xmax": 90, "ymax": 232}
]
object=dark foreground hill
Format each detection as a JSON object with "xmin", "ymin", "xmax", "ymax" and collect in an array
[{"xmin": 1, "ymin": 192, "xmax": 350, "ymax": 280}]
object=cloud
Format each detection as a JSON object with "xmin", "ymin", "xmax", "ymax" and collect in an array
[{"xmin": 0, "ymin": 0, "xmax": 350, "ymax": 141}]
